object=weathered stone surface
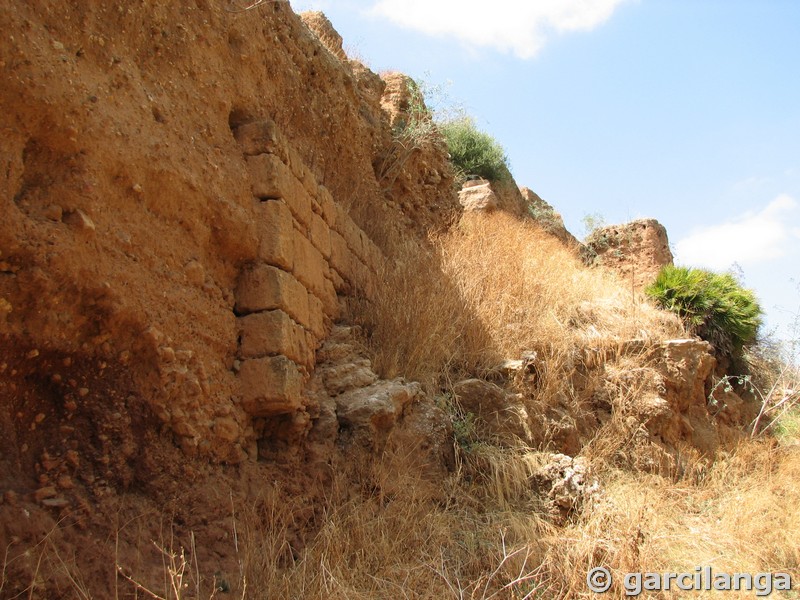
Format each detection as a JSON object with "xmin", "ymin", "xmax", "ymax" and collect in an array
[
  {"xmin": 321, "ymin": 276, "xmax": 339, "ymax": 318},
  {"xmin": 329, "ymin": 267, "xmax": 348, "ymax": 294},
  {"xmin": 360, "ymin": 232, "xmax": 383, "ymax": 272},
  {"xmin": 385, "ymin": 396, "xmax": 456, "ymax": 480},
  {"xmin": 42, "ymin": 204, "xmax": 63, "ymax": 221},
  {"xmin": 648, "ymin": 339, "xmax": 720, "ymax": 454},
  {"xmin": 184, "ymin": 260, "xmax": 205, "ymax": 286},
  {"xmin": 306, "ymin": 292, "xmax": 327, "ymax": 340},
  {"xmin": 238, "ymin": 310, "xmax": 311, "ymax": 368},
  {"xmin": 292, "ymin": 229, "xmax": 331, "ymax": 302},
  {"xmin": 316, "ymin": 185, "xmax": 337, "ymax": 227},
  {"xmin": 533, "ymin": 454, "xmax": 601, "ymax": 523},
  {"xmin": 308, "ymin": 210, "xmax": 331, "ymax": 259},
  {"xmin": 335, "ymin": 379, "xmax": 422, "ymax": 445},
  {"xmin": 213, "ymin": 417, "xmax": 241, "ymax": 443},
  {"xmin": 284, "ymin": 193, "xmax": 314, "ymax": 233},
  {"xmin": 329, "ymin": 230, "xmax": 353, "ymax": 283},
  {"xmin": 520, "ymin": 187, "xmax": 580, "ymax": 246},
  {"xmin": 305, "ymin": 325, "xmax": 455, "ymax": 487},
  {"xmin": 238, "ymin": 355, "xmax": 304, "ymax": 416},
  {"xmin": 234, "ymin": 119, "xmax": 288, "ymax": 160},
  {"xmin": 255, "ymin": 199, "xmax": 294, "ymax": 271},
  {"xmin": 340, "ymin": 216, "xmax": 365, "ymax": 259},
  {"xmin": 321, "ymin": 358, "xmax": 378, "ymax": 396},
  {"xmin": 453, "ymin": 378, "xmax": 532, "ymax": 445},
  {"xmin": 584, "ymin": 219, "xmax": 673, "ymax": 290},
  {"xmin": 379, "ymin": 72, "xmax": 423, "ymax": 132},
  {"xmin": 64, "ymin": 208, "xmax": 96, "ymax": 231},
  {"xmin": 300, "ymin": 11, "xmax": 348, "ymax": 60},
  {"xmin": 458, "ymin": 182, "xmax": 498, "ymax": 212},
  {"xmin": 247, "ymin": 154, "xmax": 313, "ymax": 228},
  {"xmin": 235, "ymin": 263, "xmax": 310, "ymax": 328},
  {"xmin": 247, "ymin": 153, "xmax": 295, "ymax": 200}
]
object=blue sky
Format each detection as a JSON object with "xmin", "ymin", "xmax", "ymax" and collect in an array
[{"xmin": 289, "ymin": 0, "xmax": 800, "ymax": 359}]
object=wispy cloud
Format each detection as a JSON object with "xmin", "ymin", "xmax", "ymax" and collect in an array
[
  {"xmin": 367, "ymin": 0, "xmax": 633, "ymax": 58},
  {"xmin": 675, "ymin": 194, "xmax": 800, "ymax": 270}
]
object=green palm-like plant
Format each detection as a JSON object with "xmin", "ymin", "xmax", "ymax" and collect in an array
[{"xmin": 646, "ymin": 265, "xmax": 762, "ymax": 356}]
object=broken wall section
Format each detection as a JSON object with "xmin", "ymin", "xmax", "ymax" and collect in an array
[{"xmin": 231, "ymin": 118, "xmax": 383, "ymax": 424}]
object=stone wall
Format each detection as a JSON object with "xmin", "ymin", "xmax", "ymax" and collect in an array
[
  {"xmin": 584, "ymin": 219, "xmax": 673, "ymax": 290},
  {"xmin": 231, "ymin": 119, "xmax": 383, "ymax": 418}
]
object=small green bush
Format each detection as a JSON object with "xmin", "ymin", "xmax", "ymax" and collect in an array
[
  {"xmin": 646, "ymin": 265, "xmax": 763, "ymax": 356},
  {"xmin": 438, "ymin": 117, "xmax": 510, "ymax": 182}
]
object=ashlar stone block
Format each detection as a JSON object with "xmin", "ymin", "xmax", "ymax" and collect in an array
[
  {"xmin": 235, "ymin": 263, "xmax": 310, "ymax": 328},
  {"xmin": 238, "ymin": 309, "xmax": 312, "ymax": 368},
  {"xmin": 238, "ymin": 355, "xmax": 303, "ymax": 416}
]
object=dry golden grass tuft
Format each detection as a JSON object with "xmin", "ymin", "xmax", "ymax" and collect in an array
[
  {"xmin": 97, "ymin": 439, "xmax": 798, "ymax": 599},
  {"xmin": 440, "ymin": 212, "xmax": 682, "ymax": 356},
  {"xmin": 21, "ymin": 211, "xmax": 799, "ymax": 599},
  {"xmin": 548, "ymin": 440, "xmax": 800, "ymax": 599},
  {"xmin": 351, "ymin": 230, "xmax": 494, "ymax": 389},
  {"xmin": 358, "ymin": 211, "xmax": 682, "ymax": 392}
]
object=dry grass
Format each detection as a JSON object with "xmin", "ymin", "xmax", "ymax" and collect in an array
[
  {"xmin": 352, "ymin": 231, "xmax": 494, "ymax": 389},
  {"xmin": 358, "ymin": 211, "xmax": 682, "ymax": 392},
  {"xmin": 543, "ymin": 440, "xmax": 800, "ymax": 599},
  {"xmin": 19, "ymin": 211, "xmax": 799, "ymax": 599},
  {"xmin": 90, "ymin": 438, "xmax": 797, "ymax": 600},
  {"xmin": 246, "ymin": 441, "xmax": 798, "ymax": 600},
  {"xmin": 441, "ymin": 212, "xmax": 682, "ymax": 356}
]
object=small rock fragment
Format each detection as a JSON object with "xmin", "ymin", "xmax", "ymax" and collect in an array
[
  {"xmin": 64, "ymin": 209, "xmax": 96, "ymax": 232},
  {"xmin": 184, "ymin": 260, "xmax": 205, "ymax": 286},
  {"xmin": 57, "ymin": 475, "xmax": 74, "ymax": 490},
  {"xmin": 65, "ymin": 450, "xmax": 80, "ymax": 468},
  {"xmin": 43, "ymin": 205, "xmax": 63, "ymax": 221},
  {"xmin": 42, "ymin": 497, "xmax": 70, "ymax": 508},
  {"xmin": 34, "ymin": 486, "xmax": 58, "ymax": 502}
]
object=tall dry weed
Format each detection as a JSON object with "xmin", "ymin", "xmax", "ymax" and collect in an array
[{"xmin": 358, "ymin": 211, "xmax": 682, "ymax": 392}]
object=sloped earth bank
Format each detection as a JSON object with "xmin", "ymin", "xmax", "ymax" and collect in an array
[{"xmin": 0, "ymin": 2, "xmax": 771, "ymax": 598}]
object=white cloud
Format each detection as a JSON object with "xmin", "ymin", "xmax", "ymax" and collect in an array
[
  {"xmin": 367, "ymin": 0, "xmax": 633, "ymax": 58},
  {"xmin": 674, "ymin": 194, "xmax": 800, "ymax": 271}
]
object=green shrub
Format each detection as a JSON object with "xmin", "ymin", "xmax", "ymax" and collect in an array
[
  {"xmin": 438, "ymin": 117, "xmax": 510, "ymax": 182},
  {"xmin": 646, "ymin": 265, "xmax": 763, "ymax": 356}
]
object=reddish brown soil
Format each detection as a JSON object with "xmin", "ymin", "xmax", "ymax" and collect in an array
[{"xmin": 0, "ymin": 2, "xmax": 460, "ymax": 596}]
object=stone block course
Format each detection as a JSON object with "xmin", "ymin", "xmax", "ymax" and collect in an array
[
  {"xmin": 234, "ymin": 120, "xmax": 288, "ymax": 161},
  {"xmin": 247, "ymin": 154, "xmax": 313, "ymax": 228},
  {"xmin": 292, "ymin": 230, "xmax": 332, "ymax": 303},
  {"xmin": 329, "ymin": 267, "xmax": 348, "ymax": 294},
  {"xmin": 255, "ymin": 199, "xmax": 294, "ymax": 271},
  {"xmin": 235, "ymin": 263, "xmax": 310, "ymax": 328},
  {"xmin": 247, "ymin": 153, "xmax": 294, "ymax": 200},
  {"xmin": 329, "ymin": 230, "xmax": 353, "ymax": 283},
  {"xmin": 317, "ymin": 185, "xmax": 337, "ymax": 227},
  {"xmin": 306, "ymin": 293, "xmax": 327, "ymax": 340},
  {"xmin": 238, "ymin": 310, "xmax": 312, "ymax": 368},
  {"xmin": 308, "ymin": 211, "xmax": 332, "ymax": 259},
  {"xmin": 341, "ymin": 219, "xmax": 364, "ymax": 262},
  {"xmin": 238, "ymin": 356, "xmax": 304, "ymax": 417}
]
